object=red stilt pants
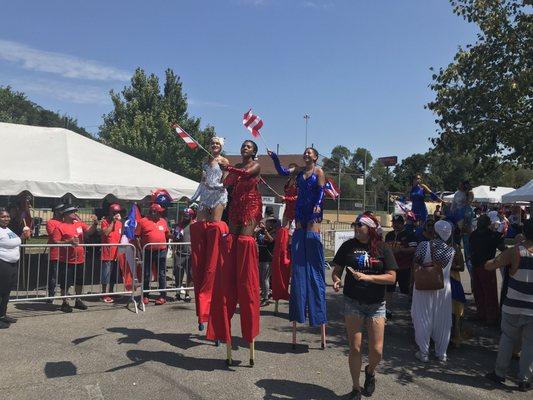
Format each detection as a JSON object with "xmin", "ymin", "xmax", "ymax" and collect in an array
[
  {"xmin": 271, "ymin": 227, "xmax": 291, "ymax": 301},
  {"xmin": 208, "ymin": 234, "xmax": 260, "ymax": 343},
  {"xmin": 190, "ymin": 221, "xmax": 207, "ymax": 322}
]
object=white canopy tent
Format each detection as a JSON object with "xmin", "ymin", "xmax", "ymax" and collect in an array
[
  {"xmin": 501, "ymin": 180, "xmax": 533, "ymax": 203},
  {"xmin": 443, "ymin": 185, "xmax": 515, "ymax": 204},
  {"xmin": 0, "ymin": 122, "xmax": 198, "ymax": 200}
]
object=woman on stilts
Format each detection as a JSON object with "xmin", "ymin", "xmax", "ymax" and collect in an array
[
  {"xmin": 268, "ymin": 154, "xmax": 299, "ymax": 312},
  {"xmin": 269, "ymin": 147, "xmax": 327, "ymax": 349},
  {"xmin": 189, "ymin": 136, "xmax": 229, "ymax": 332},
  {"xmin": 207, "ymin": 140, "xmax": 263, "ymax": 366}
]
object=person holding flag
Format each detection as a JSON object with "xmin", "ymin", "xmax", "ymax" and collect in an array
[
  {"xmin": 207, "ymin": 139, "xmax": 263, "ymax": 366},
  {"xmin": 188, "ymin": 136, "xmax": 230, "ymax": 331},
  {"xmin": 268, "ymin": 146, "xmax": 328, "ymax": 349},
  {"xmin": 100, "ymin": 203, "xmax": 123, "ymax": 303}
]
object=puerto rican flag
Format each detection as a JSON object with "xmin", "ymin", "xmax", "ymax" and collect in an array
[
  {"xmin": 243, "ymin": 109, "xmax": 263, "ymax": 138},
  {"xmin": 325, "ymin": 178, "xmax": 340, "ymax": 199},
  {"xmin": 172, "ymin": 123, "xmax": 198, "ymax": 149}
]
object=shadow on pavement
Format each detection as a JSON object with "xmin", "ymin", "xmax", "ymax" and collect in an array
[
  {"xmin": 105, "ymin": 327, "xmax": 207, "ymax": 350},
  {"xmin": 106, "ymin": 350, "xmax": 240, "ymax": 372},
  {"xmin": 44, "ymin": 361, "xmax": 77, "ymax": 378},
  {"xmin": 254, "ymin": 340, "xmax": 309, "ymax": 354},
  {"xmin": 256, "ymin": 379, "xmax": 338, "ymax": 400}
]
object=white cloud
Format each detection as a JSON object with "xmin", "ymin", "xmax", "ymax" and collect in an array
[
  {"xmin": 188, "ymin": 99, "xmax": 230, "ymax": 108},
  {"xmin": 301, "ymin": 1, "xmax": 333, "ymax": 10},
  {"xmin": 6, "ymin": 77, "xmax": 110, "ymax": 105},
  {"xmin": 0, "ymin": 39, "xmax": 130, "ymax": 81}
]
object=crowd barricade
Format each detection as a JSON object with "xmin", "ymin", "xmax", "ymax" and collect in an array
[
  {"xmin": 139, "ymin": 242, "xmax": 193, "ymax": 312},
  {"xmin": 12, "ymin": 243, "xmax": 141, "ymax": 313}
]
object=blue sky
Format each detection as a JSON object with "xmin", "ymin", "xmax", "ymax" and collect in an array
[{"xmin": 0, "ymin": 0, "xmax": 477, "ymax": 160}]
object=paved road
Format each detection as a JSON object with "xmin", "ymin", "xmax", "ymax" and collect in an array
[{"xmin": 0, "ymin": 274, "xmax": 529, "ymax": 400}]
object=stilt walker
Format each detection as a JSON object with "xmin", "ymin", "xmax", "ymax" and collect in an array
[
  {"xmin": 270, "ymin": 163, "xmax": 298, "ymax": 313},
  {"xmin": 208, "ymin": 140, "xmax": 263, "ymax": 366},
  {"xmin": 268, "ymin": 148, "xmax": 328, "ymax": 349},
  {"xmin": 188, "ymin": 136, "xmax": 229, "ymax": 332}
]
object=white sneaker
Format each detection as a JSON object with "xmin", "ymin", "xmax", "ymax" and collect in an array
[
  {"xmin": 415, "ymin": 351, "xmax": 429, "ymax": 363},
  {"xmin": 437, "ymin": 355, "xmax": 447, "ymax": 363}
]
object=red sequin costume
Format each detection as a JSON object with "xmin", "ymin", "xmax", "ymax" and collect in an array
[
  {"xmin": 283, "ymin": 180, "xmax": 298, "ymax": 222},
  {"xmin": 225, "ymin": 167, "xmax": 263, "ymax": 227}
]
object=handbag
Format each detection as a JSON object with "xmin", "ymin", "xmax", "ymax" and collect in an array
[{"xmin": 414, "ymin": 241, "xmax": 444, "ymax": 291}]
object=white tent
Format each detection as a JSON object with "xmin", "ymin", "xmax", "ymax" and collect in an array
[
  {"xmin": 443, "ymin": 185, "xmax": 515, "ymax": 204},
  {"xmin": 0, "ymin": 122, "xmax": 199, "ymax": 200},
  {"xmin": 501, "ymin": 180, "xmax": 533, "ymax": 203}
]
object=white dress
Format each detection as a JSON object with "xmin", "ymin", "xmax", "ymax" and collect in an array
[
  {"xmin": 411, "ymin": 239, "xmax": 454, "ymax": 359},
  {"xmin": 190, "ymin": 162, "xmax": 228, "ymax": 210}
]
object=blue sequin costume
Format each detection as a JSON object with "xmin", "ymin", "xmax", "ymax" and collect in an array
[
  {"xmin": 410, "ymin": 185, "xmax": 428, "ymax": 223},
  {"xmin": 295, "ymin": 169, "xmax": 324, "ymax": 227}
]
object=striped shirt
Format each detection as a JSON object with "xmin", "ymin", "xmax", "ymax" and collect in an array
[{"xmin": 502, "ymin": 245, "xmax": 533, "ymax": 316}]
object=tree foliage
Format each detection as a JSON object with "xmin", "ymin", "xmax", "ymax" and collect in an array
[
  {"xmin": 99, "ymin": 68, "xmax": 213, "ymax": 181},
  {"xmin": 427, "ymin": 0, "xmax": 532, "ymax": 167},
  {"xmin": 0, "ymin": 86, "xmax": 92, "ymax": 138}
]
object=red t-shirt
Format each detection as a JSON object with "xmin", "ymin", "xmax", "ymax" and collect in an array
[
  {"xmin": 51, "ymin": 221, "xmax": 90, "ymax": 264},
  {"xmin": 100, "ymin": 219, "xmax": 123, "ymax": 261},
  {"xmin": 135, "ymin": 217, "xmax": 169, "ymax": 251},
  {"xmin": 46, "ymin": 218, "xmax": 62, "ymax": 261}
]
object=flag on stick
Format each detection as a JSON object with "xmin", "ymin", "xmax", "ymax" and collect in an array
[
  {"xmin": 324, "ymin": 178, "xmax": 340, "ymax": 200},
  {"xmin": 172, "ymin": 123, "xmax": 198, "ymax": 149},
  {"xmin": 243, "ymin": 109, "xmax": 264, "ymax": 138}
]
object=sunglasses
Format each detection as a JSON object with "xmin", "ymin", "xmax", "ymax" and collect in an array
[{"xmin": 354, "ymin": 222, "xmax": 364, "ymax": 227}]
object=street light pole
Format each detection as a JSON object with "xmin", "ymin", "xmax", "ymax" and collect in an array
[{"xmin": 303, "ymin": 114, "xmax": 310, "ymax": 148}]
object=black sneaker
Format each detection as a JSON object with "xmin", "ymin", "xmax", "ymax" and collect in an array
[
  {"xmin": 363, "ymin": 365, "xmax": 376, "ymax": 396},
  {"xmin": 348, "ymin": 388, "xmax": 361, "ymax": 400},
  {"xmin": 0, "ymin": 315, "xmax": 17, "ymax": 324},
  {"xmin": 184, "ymin": 294, "xmax": 192, "ymax": 303},
  {"xmin": 485, "ymin": 371, "xmax": 505, "ymax": 385},
  {"xmin": 60, "ymin": 302, "xmax": 73, "ymax": 313},
  {"xmin": 0, "ymin": 320, "xmax": 10, "ymax": 329},
  {"xmin": 518, "ymin": 381, "xmax": 531, "ymax": 392},
  {"xmin": 74, "ymin": 300, "xmax": 88, "ymax": 310},
  {"xmin": 260, "ymin": 299, "xmax": 270, "ymax": 307}
]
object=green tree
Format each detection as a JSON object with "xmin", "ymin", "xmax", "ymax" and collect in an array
[
  {"xmin": 0, "ymin": 86, "xmax": 92, "ymax": 138},
  {"xmin": 349, "ymin": 147, "xmax": 372, "ymax": 174},
  {"xmin": 427, "ymin": 0, "xmax": 532, "ymax": 167},
  {"xmin": 99, "ymin": 68, "xmax": 213, "ymax": 181}
]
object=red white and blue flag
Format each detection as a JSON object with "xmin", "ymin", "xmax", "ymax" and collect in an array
[
  {"xmin": 325, "ymin": 178, "xmax": 340, "ymax": 200},
  {"xmin": 172, "ymin": 123, "xmax": 198, "ymax": 149},
  {"xmin": 243, "ymin": 109, "xmax": 263, "ymax": 138}
]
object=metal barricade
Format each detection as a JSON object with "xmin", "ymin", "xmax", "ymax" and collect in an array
[
  {"xmin": 139, "ymin": 242, "xmax": 193, "ymax": 312},
  {"xmin": 13, "ymin": 243, "xmax": 141, "ymax": 313}
]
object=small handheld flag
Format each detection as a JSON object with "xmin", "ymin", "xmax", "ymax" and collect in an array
[
  {"xmin": 172, "ymin": 123, "xmax": 198, "ymax": 150},
  {"xmin": 243, "ymin": 109, "xmax": 264, "ymax": 138},
  {"xmin": 324, "ymin": 178, "xmax": 340, "ymax": 200}
]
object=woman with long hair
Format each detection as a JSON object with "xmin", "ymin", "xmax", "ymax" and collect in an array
[
  {"xmin": 189, "ymin": 136, "xmax": 229, "ymax": 331},
  {"xmin": 269, "ymin": 147, "xmax": 327, "ymax": 348},
  {"xmin": 208, "ymin": 140, "xmax": 263, "ymax": 366},
  {"xmin": 411, "ymin": 220, "xmax": 455, "ymax": 363},
  {"xmin": 331, "ymin": 212, "xmax": 397, "ymax": 400},
  {"xmin": 267, "ymin": 153, "xmax": 298, "ymax": 309}
]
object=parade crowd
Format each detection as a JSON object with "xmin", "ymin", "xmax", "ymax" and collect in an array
[{"xmin": 0, "ymin": 138, "xmax": 531, "ymax": 398}]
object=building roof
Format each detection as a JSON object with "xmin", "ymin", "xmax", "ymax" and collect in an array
[{"xmin": 226, "ymin": 154, "xmax": 303, "ymax": 175}]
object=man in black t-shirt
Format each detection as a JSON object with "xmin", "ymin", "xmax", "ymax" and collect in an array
[
  {"xmin": 469, "ymin": 214, "xmax": 506, "ymax": 324},
  {"xmin": 256, "ymin": 218, "xmax": 278, "ymax": 307}
]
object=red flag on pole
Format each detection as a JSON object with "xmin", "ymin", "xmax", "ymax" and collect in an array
[
  {"xmin": 172, "ymin": 123, "xmax": 198, "ymax": 149},
  {"xmin": 243, "ymin": 109, "xmax": 263, "ymax": 138}
]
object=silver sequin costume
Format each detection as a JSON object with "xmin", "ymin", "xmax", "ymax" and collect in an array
[{"xmin": 190, "ymin": 162, "xmax": 228, "ymax": 210}]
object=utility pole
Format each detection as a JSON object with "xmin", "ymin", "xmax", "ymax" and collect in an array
[
  {"xmin": 363, "ymin": 149, "xmax": 367, "ymax": 211},
  {"xmin": 303, "ymin": 114, "xmax": 310, "ymax": 148},
  {"xmin": 337, "ymin": 164, "xmax": 342, "ymax": 222}
]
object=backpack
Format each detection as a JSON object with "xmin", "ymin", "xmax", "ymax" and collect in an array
[{"xmin": 414, "ymin": 241, "xmax": 444, "ymax": 291}]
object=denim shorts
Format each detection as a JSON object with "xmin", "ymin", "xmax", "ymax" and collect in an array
[{"xmin": 343, "ymin": 296, "xmax": 387, "ymax": 320}]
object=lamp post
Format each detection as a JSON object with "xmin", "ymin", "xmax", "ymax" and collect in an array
[{"xmin": 303, "ymin": 114, "xmax": 310, "ymax": 148}]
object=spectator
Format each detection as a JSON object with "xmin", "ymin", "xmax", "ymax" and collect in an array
[
  {"xmin": 0, "ymin": 207, "xmax": 31, "ymax": 328},
  {"xmin": 51, "ymin": 206, "xmax": 98, "ymax": 313},
  {"xmin": 469, "ymin": 214, "xmax": 506, "ymax": 325},
  {"xmin": 172, "ymin": 208, "xmax": 195, "ymax": 302},
  {"xmin": 411, "ymin": 220, "xmax": 455, "ymax": 363},
  {"xmin": 136, "ymin": 203, "xmax": 171, "ymax": 306},
  {"xmin": 416, "ymin": 218, "xmax": 436, "ymax": 243},
  {"xmin": 433, "ymin": 205, "xmax": 443, "ymax": 220},
  {"xmin": 385, "ymin": 215, "xmax": 418, "ymax": 317},
  {"xmin": 485, "ymin": 220, "xmax": 533, "ymax": 392},
  {"xmin": 100, "ymin": 203, "xmax": 123, "ymax": 303},
  {"xmin": 46, "ymin": 203, "xmax": 66, "ymax": 301},
  {"xmin": 256, "ymin": 217, "xmax": 278, "ymax": 307},
  {"xmin": 331, "ymin": 212, "xmax": 397, "ymax": 399},
  {"xmin": 8, "ymin": 193, "xmax": 34, "ymax": 237}
]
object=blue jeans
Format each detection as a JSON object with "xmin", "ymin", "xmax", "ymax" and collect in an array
[
  {"xmin": 343, "ymin": 296, "xmax": 387, "ymax": 320},
  {"xmin": 143, "ymin": 249, "xmax": 167, "ymax": 297},
  {"xmin": 100, "ymin": 260, "xmax": 119, "ymax": 291}
]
